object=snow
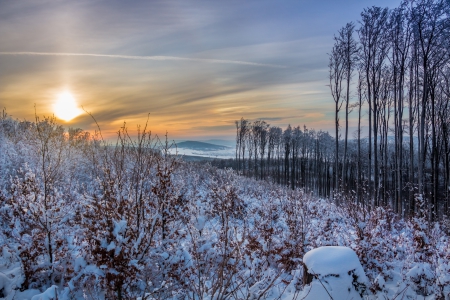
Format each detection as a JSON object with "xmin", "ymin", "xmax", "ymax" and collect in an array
[
  {"xmin": 0, "ymin": 273, "xmax": 12, "ymax": 297},
  {"xmin": 301, "ymin": 246, "xmax": 368, "ymax": 300},
  {"xmin": 193, "ymin": 215, "xmax": 207, "ymax": 231},
  {"xmin": 113, "ymin": 219, "xmax": 127, "ymax": 238},
  {"xmin": 1, "ymin": 116, "xmax": 450, "ymax": 300},
  {"xmin": 303, "ymin": 246, "xmax": 366, "ymax": 277},
  {"xmin": 13, "ymin": 289, "xmax": 42, "ymax": 300},
  {"xmin": 30, "ymin": 285, "xmax": 58, "ymax": 300}
]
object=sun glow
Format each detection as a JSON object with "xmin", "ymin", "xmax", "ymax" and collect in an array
[{"xmin": 53, "ymin": 92, "xmax": 83, "ymax": 121}]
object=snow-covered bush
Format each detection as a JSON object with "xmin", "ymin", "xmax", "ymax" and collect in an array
[
  {"xmin": 0, "ymin": 117, "xmax": 76, "ymax": 292},
  {"xmin": 403, "ymin": 196, "xmax": 439, "ymax": 297},
  {"xmin": 357, "ymin": 207, "xmax": 402, "ymax": 293},
  {"xmin": 68, "ymin": 128, "xmax": 189, "ymax": 299}
]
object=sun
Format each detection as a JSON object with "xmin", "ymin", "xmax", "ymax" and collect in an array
[{"xmin": 53, "ymin": 91, "xmax": 83, "ymax": 121}]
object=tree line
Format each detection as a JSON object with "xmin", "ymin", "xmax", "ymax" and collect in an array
[{"xmin": 233, "ymin": 119, "xmax": 335, "ymax": 198}]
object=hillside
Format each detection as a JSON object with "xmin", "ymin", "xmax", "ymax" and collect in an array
[
  {"xmin": 0, "ymin": 117, "xmax": 449, "ymax": 299},
  {"xmin": 176, "ymin": 140, "xmax": 230, "ymax": 151}
]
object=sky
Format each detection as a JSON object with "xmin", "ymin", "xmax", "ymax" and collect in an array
[{"xmin": 0, "ymin": 0, "xmax": 401, "ymax": 141}]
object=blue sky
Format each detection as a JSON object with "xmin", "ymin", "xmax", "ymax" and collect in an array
[{"xmin": 0, "ymin": 0, "xmax": 400, "ymax": 139}]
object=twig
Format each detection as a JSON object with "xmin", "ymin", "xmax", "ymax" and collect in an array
[
  {"xmin": 392, "ymin": 284, "xmax": 409, "ymax": 300},
  {"xmin": 309, "ymin": 268, "xmax": 334, "ymax": 300},
  {"xmin": 82, "ymin": 106, "xmax": 105, "ymax": 144}
]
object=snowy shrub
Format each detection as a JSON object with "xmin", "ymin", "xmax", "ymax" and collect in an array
[
  {"xmin": 0, "ymin": 166, "xmax": 72, "ymax": 291},
  {"xmin": 436, "ymin": 239, "xmax": 450, "ymax": 299},
  {"xmin": 207, "ymin": 169, "xmax": 246, "ymax": 224},
  {"xmin": 69, "ymin": 130, "xmax": 187, "ymax": 299},
  {"xmin": 355, "ymin": 207, "xmax": 401, "ymax": 293},
  {"xmin": 307, "ymin": 199, "xmax": 348, "ymax": 249},
  {"xmin": 403, "ymin": 196, "xmax": 437, "ymax": 297},
  {"xmin": 275, "ymin": 190, "xmax": 311, "ymax": 270}
]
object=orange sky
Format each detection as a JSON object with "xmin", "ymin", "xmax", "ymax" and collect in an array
[{"xmin": 0, "ymin": 0, "xmax": 400, "ymax": 141}]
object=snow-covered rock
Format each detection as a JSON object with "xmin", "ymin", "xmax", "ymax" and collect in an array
[{"xmin": 300, "ymin": 246, "xmax": 368, "ymax": 300}]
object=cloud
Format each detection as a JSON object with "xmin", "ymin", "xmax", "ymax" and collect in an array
[
  {"xmin": 191, "ymin": 125, "xmax": 235, "ymax": 131},
  {"xmin": 0, "ymin": 0, "xmax": 349, "ymax": 139},
  {"xmin": 0, "ymin": 52, "xmax": 286, "ymax": 69},
  {"xmin": 254, "ymin": 116, "xmax": 299, "ymax": 121}
]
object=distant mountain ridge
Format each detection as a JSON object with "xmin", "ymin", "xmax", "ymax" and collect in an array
[
  {"xmin": 176, "ymin": 141, "xmax": 230, "ymax": 151},
  {"xmin": 201, "ymin": 139, "xmax": 235, "ymax": 147}
]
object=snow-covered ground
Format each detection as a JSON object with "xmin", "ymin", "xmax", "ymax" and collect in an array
[{"xmin": 1, "ymin": 118, "xmax": 450, "ymax": 300}]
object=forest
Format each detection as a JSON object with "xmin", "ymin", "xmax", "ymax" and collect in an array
[{"xmin": 231, "ymin": 0, "xmax": 450, "ymax": 222}]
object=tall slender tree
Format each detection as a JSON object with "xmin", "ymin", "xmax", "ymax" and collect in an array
[
  {"xmin": 358, "ymin": 6, "xmax": 390, "ymax": 207},
  {"xmin": 329, "ymin": 39, "xmax": 345, "ymax": 196},
  {"xmin": 336, "ymin": 22, "xmax": 359, "ymax": 191}
]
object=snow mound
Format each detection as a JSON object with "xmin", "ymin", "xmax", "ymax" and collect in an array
[
  {"xmin": 301, "ymin": 246, "xmax": 368, "ymax": 300},
  {"xmin": 303, "ymin": 246, "xmax": 365, "ymax": 276}
]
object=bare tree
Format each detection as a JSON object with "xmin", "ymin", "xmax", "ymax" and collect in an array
[
  {"xmin": 358, "ymin": 6, "xmax": 390, "ymax": 207},
  {"xmin": 329, "ymin": 38, "xmax": 345, "ymax": 196},
  {"xmin": 335, "ymin": 22, "xmax": 359, "ymax": 191},
  {"xmin": 411, "ymin": 0, "xmax": 449, "ymax": 206}
]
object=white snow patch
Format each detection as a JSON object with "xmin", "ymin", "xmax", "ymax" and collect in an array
[{"xmin": 30, "ymin": 285, "xmax": 58, "ymax": 300}]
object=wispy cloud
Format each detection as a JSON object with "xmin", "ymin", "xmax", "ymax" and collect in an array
[{"xmin": 0, "ymin": 52, "xmax": 286, "ymax": 68}]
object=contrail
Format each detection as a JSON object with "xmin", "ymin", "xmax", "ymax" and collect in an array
[{"xmin": 0, "ymin": 51, "xmax": 286, "ymax": 68}]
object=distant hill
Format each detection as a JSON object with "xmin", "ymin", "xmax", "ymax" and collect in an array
[
  {"xmin": 176, "ymin": 141, "xmax": 230, "ymax": 151},
  {"xmin": 179, "ymin": 155, "xmax": 216, "ymax": 162},
  {"xmin": 201, "ymin": 139, "xmax": 235, "ymax": 147}
]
